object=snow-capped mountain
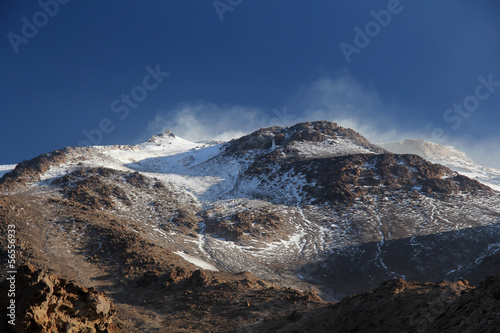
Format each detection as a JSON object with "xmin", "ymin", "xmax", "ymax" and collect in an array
[
  {"xmin": 1, "ymin": 121, "xmax": 499, "ymax": 309},
  {"xmin": 380, "ymin": 139, "xmax": 500, "ymax": 191},
  {"xmin": 0, "ymin": 164, "xmax": 16, "ymax": 178}
]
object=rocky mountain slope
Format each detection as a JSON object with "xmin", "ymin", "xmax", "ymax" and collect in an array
[
  {"xmin": 261, "ymin": 274, "xmax": 500, "ymax": 333},
  {"xmin": 380, "ymin": 138, "xmax": 500, "ymax": 191},
  {"xmin": 1, "ymin": 121, "xmax": 500, "ymax": 331}
]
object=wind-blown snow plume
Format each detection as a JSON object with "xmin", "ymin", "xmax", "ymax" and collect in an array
[{"xmin": 143, "ymin": 75, "xmax": 500, "ymax": 168}]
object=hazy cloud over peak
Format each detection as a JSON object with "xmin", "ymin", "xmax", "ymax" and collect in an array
[{"xmin": 145, "ymin": 75, "xmax": 500, "ymax": 169}]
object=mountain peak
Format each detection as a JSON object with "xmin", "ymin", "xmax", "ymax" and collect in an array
[
  {"xmin": 148, "ymin": 129, "xmax": 177, "ymax": 143},
  {"xmin": 144, "ymin": 129, "xmax": 189, "ymax": 147},
  {"xmin": 224, "ymin": 121, "xmax": 387, "ymax": 157},
  {"xmin": 380, "ymin": 139, "xmax": 472, "ymax": 162},
  {"xmin": 380, "ymin": 139, "xmax": 500, "ymax": 191}
]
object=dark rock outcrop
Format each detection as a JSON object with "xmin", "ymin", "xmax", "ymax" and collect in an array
[
  {"xmin": 0, "ymin": 265, "xmax": 118, "ymax": 333},
  {"xmin": 0, "ymin": 149, "xmax": 70, "ymax": 190},
  {"xmin": 261, "ymin": 275, "xmax": 500, "ymax": 332},
  {"xmin": 224, "ymin": 121, "xmax": 387, "ymax": 156},
  {"xmin": 203, "ymin": 208, "xmax": 284, "ymax": 241}
]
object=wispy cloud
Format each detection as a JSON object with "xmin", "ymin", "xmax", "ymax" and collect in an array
[
  {"xmin": 441, "ymin": 136, "xmax": 500, "ymax": 169},
  {"xmin": 144, "ymin": 74, "xmax": 500, "ymax": 168},
  {"xmin": 145, "ymin": 74, "xmax": 398, "ymax": 141},
  {"xmin": 145, "ymin": 102, "xmax": 266, "ymax": 142},
  {"xmin": 286, "ymin": 74, "xmax": 421, "ymax": 144}
]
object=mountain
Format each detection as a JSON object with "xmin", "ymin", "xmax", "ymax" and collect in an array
[
  {"xmin": 380, "ymin": 139, "xmax": 500, "ymax": 191},
  {"xmin": 1, "ymin": 121, "xmax": 500, "ymax": 331},
  {"xmin": 0, "ymin": 164, "xmax": 16, "ymax": 178}
]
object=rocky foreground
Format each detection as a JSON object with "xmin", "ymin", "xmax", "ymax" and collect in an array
[
  {"xmin": 0, "ymin": 265, "xmax": 118, "ymax": 333},
  {"xmin": 1, "ymin": 265, "xmax": 322, "ymax": 332},
  {"xmin": 1, "ymin": 266, "xmax": 499, "ymax": 332},
  {"xmin": 261, "ymin": 274, "xmax": 500, "ymax": 332}
]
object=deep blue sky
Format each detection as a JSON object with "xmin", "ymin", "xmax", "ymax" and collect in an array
[{"xmin": 1, "ymin": 1, "xmax": 499, "ymax": 167}]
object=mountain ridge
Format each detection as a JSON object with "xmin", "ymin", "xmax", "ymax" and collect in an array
[
  {"xmin": 380, "ymin": 138, "xmax": 500, "ymax": 191},
  {"xmin": 1, "ymin": 120, "xmax": 499, "ymax": 331}
]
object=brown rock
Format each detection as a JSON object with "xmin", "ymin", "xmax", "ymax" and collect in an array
[{"xmin": 0, "ymin": 265, "xmax": 118, "ymax": 333}]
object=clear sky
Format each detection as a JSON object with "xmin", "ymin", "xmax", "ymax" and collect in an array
[{"xmin": 1, "ymin": 1, "xmax": 499, "ymax": 167}]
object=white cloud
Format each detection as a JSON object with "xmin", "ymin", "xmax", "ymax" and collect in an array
[
  {"xmin": 297, "ymin": 75, "xmax": 382, "ymax": 117},
  {"xmin": 288, "ymin": 74, "xmax": 414, "ymax": 143},
  {"xmin": 442, "ymin": 136, "xmax": 500, "ymax": 169},
  {"xmin": 144, "ymin": 75, "xmax": 428, "ymax": 146},
  {"xmin": 146, "ymin": 102, "xmax": 266, "ymax": 142},
  {"xmin": 292, "ymin": 76, "xmax": 500, "ymax": 168},
  {"xmin": 144, "ymin": 75, "xmax": 500, "ymax": 168}
]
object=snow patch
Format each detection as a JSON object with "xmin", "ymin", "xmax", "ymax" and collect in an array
[
  {"xmin": 380, "ymin": 139, "xmax": 500, "ymax": 192},
  {"xmin": 0, "ymin": 164, "xmax": 17, "ymax": 178},
  {"xmin": 291, "ymin": 137, "xmax": 374, "ymax": 159},
  {"xmin": 174, "ymin": 251, "xmax": 219, "ymax": 271}
]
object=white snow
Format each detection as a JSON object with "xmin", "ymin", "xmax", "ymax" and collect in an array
[
  {"xmin": 291, "ymin": 137, "xmax": 374, "ymax": 159},
  {"xmin": 0, "ymin": 164, "xmax": 16, "ymax": 178},
  {"xmin": 10, "ymin": 129, "xmax": 500, "ymax": 289},
  {"xmin": 174, "ymin": 251, "xmax": 219, "ymax": 271},
  {"xmin": 380, "ymin": 139, "xmax": 500, "ymax": 192}
]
